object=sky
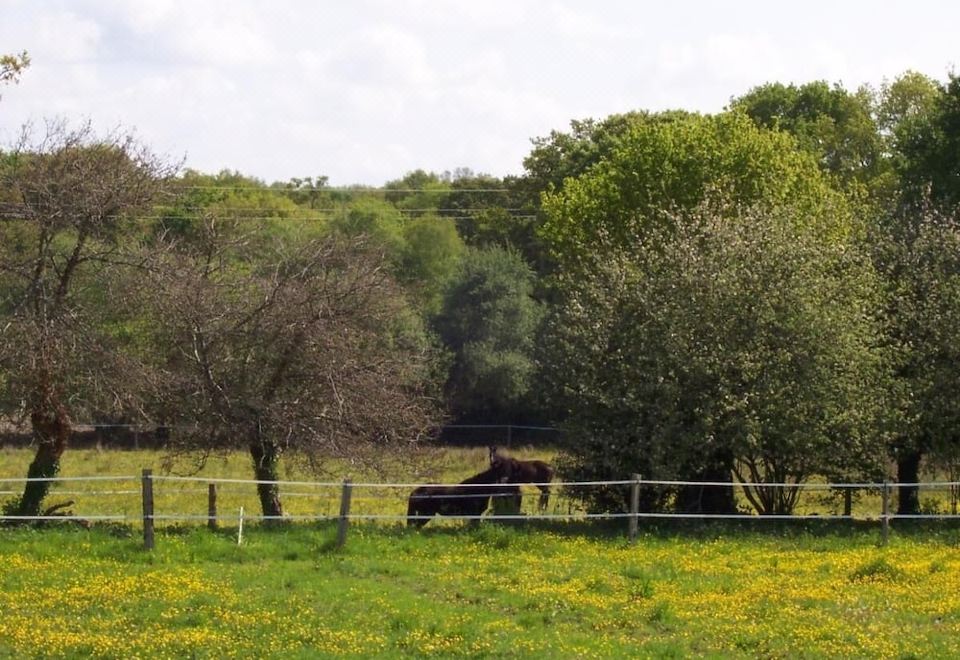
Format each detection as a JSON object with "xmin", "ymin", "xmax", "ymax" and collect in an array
[{"xmin": 1, "ymin": 0, "xmax": 958, "ymax": 186}]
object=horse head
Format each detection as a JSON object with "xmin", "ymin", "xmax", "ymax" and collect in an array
[{"xmin": 489, "ymin": 450, "xmax": 517, "ymax": 483}]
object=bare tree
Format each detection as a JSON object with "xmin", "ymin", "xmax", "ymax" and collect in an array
[
  {"xmin": 0, "ymin": 121, "xmax": 176, "ymax": 517},
  {"xmin": 142, "ymin": 219, "xmax": 441, "ymax": 518}
]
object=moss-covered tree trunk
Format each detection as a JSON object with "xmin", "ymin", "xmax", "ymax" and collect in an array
[
  {"xmin": 250, "ymin": 440, "xmax": 283, "ymax": 521},
  {"xmin": 16, "ymin": 397, "xmax": 71, "ymax": 518}
]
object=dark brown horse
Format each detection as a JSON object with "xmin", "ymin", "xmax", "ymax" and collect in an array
[
  {"xmin": 489, "ymin": 446, "xmax": 555, "ymax": 511},
  {"xmin": 406, "ymin": 463, "xmax": 521, "ymax": 528}
]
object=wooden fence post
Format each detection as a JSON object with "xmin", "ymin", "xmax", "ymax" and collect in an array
[
  {"xmin": 629, "ymin": 473, "xmax": 641, "ymax": 543},
  {"xmin": 141, "ymin": 468, "xmax": 154, "ymax": 550},
  {"xmin": 336, "ymin": 478, "xmax": 353, "ymax": 549},
  {"xmin": 207, "ymin": 483, "xmax": 218, "ymax": 531},
  {"xmin": 881, "ymin": 480, "xmax": 890, "ymax": 546},
  {"xmin": 844, "ymin": 488, "xmax": 853, "ymax": 517}
]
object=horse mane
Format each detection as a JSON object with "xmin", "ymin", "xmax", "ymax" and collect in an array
[
  {"xmin": 488, "ymin": 445, "xmax": 555, "ymax": 511},
  {"xmin": 462, "ymin": 464, "xmax": 510, "ymax": 484}
]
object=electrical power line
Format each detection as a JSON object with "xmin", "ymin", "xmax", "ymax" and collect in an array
[{"xmin": 173, "ymin": 185, "xmax": 515, "ymax": 193}]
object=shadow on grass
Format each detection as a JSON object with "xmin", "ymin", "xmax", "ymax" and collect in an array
[
  {"xmin": 5, "ymin": 516, "xmax": 960, "ymax": 558},
  {"xmin": 374, "ymin": 515, "xmax": 960, "ymax": 546}
]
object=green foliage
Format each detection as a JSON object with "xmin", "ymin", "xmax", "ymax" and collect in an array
[
  {"xmin": 269, "ymin": 175, "xmax": 333, "ymax": 208},
  {"xmin": 539, "ymin": 111, "xmax": 850, "ymax": 269},
  {"xmin": 877, "ymin": 71, "xmax": 943, "ymax": 151},
  {"xmin": 156, "ymin": 169, "xmax": 322, "ymax": 250},
  {"xmin": 523, "ymin": 110, "xmax": 694, "ymax": 194},
  {"xmin": 384, "ymin": 169, "xmax": 451, "ymax": 209},
  {"xmin": 731, "ymin": 80, "xmax": 887, "ymax": 190},
  {"xmin": 849, "ymin": 557, "xmax": 905, "ymax": 583},
  {"xmin": 872, "ymin": 206, "xmax": 960, "ymax": 464},
  {"xmin": 0, "ymin": 50, "xmax": 29, "ymax": 87},
  {"xmin": 399, "ymin": 213, "xmax": 465, "ymax": 313},
  {"xmin": 543, "ymin": 204, "xmax": 890, "ymax": 514},
  {"xmin": 434, "ymin": 247, "xmax": 543, "ymax": 421},
  {"xmin": 327, "ymin": 196, "xmax": 406, "ymax": 259},
  {"xmin": 894, "ymin": 74, "xmax": 960, "ymax": 207}
]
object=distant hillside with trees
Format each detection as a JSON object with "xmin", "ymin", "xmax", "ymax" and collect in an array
[{"xmin": 3, "ymin": 57, "xmax": 960, "ymax": 518}]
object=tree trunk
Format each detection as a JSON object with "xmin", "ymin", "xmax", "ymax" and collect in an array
[
  {"xmin": 675, "ymin": 451, "xmax": 737, "ymax": 514},
  {"xmin": 16, "ymin": 401, "xmax": 71, "ymax": 518},
  {"xmin": 896, "ymin": 447, "xmax": 922, "ymax": 516},
  {"xmin": 250, "ymin": 440, "xmax": 283, "ymax": 521}
]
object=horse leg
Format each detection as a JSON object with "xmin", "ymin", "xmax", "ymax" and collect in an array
[
  {"xmin": 538, "ymin": 486, "xmax": 550, "ymax": 512},
  {"xmin": 407, "ymin": 490, "xmax": 433, "ymax": 528},
  {"xmin": 409, "ymin": 504, "xmax": 432, "ymax": 528},
  {"xmin": 407, "ymin": 503, "xmax": 424, "ymax": 528}
]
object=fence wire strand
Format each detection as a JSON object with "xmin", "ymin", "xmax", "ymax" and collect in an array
[{"xmin": 2, "ymin": 473, "xmax": 960, "ymax": 524}]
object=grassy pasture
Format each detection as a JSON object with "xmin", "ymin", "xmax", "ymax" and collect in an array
[
  {"xmin": 0, "ymin": 446, "xmax": 570, "ymax": 526},
  {"xmin": 1, "ymin": 522, "xmax": 960, "ymax": 658},
  {"xmin": 1, "ymin": 446, "xmax": 955, "ymax": 527},
  {"xmin": 1, "ymin": 447, "xmax": 960, "ymax": 657}
]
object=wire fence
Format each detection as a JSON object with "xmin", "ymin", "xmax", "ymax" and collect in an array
[
  {"xmin": 3, "ymin": 472, "xmax": 960, "ymax": 552},
  {"xmin": 0, "ymin": 423, "xmax": 562, "ymax": 450}
]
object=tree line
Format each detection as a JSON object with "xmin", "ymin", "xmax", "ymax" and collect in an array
[{"xmin": 2, "ymin": 63, "xmax": 960, "ymax": 520}]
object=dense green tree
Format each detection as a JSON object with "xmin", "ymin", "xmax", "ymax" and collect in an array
[
  {"xmin": 536, "ymin": 109, "xmax": 864, "ymax": 509},
  {"xmin": 871, "ymin": 205, "xmax": 960, "ymax": 513},
  {"xmin": 444, "ymin": 172, "xmax": 512, "ymax": 216},
  {"xmin": 433, "ymin": 247, "xmax": 542, "ymax": 422},
  {"xmin": 156, "ymin": 169, "xmax": 320, "ymax": 249},
  {"xmin": 543, "ymin": 203, "xmax": 890, "ymax": 515},
  {"xmin": 893, "ymin": 74, "xmax": 960, "ymax": 207},
  {"xmin": 270, "ymin": 175, "xmax": 333, "ymax": 209},
  {"xmin": 327, "ymin": 197, "xmax": 406, "ymax": 260},
  {"xmin": 540, "ymin": 111, "xmax": 850, "ymax": 270},
  {"xmin": 730, "ymin": 81, "xmax": 886, "ymax": 191},
  {"xmin": 383, "ymin": 169, "xmax": 451, "ymax": 212},
  {"xmin": 399, "ymin": 212, "xmax": 465, "ymax": 313},
  {"xmin": 522, "ymin": 111, "xmax": 693, "ymax": 195},
  {"xmin": 873, "ymin": 71, "xmax": 944, "ymax": 205},
  {"xmin": 877, "ymin": 71, "xmax": 943, "ymax": 147},
  {"xmin": 514, "ymin": 111, "xmax": 695, "ymax": 280}
]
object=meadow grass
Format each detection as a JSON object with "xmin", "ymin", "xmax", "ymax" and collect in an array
[
  {"xmin": 2, "ymin": 446, "xmax": 955, "ymax": 525},
  {"xmin": 2, "ymin": 447, "xmax": 960, "ymax": 657},
  {"xmin": 0, "ymin": 446, "xmax": 568, "ymax": 525},
  {"xmin": 1, "ymin": 521, "xmax": 959, "ymax": 658}
]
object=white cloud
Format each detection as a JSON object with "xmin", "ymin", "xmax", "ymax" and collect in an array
[
  {"xmin": 548, "ymin": 3, "xmax": 640, "ymax": 42},
  {"xmin": 27, "ymin": 9, "xmax": 103, "ymax": 62},
  {"xmin": 171, "ymin": 20, "xmax": 275, "ymax": 67},
  {"xmin": 324, "ymin": 25, "xmax": 435, "ymax": 88},
  {"xmin": 2, "ymin": 1, "xmax": 959, "ymax": 185}
]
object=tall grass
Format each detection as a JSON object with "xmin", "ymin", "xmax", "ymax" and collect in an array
[{"xmin": 0, "ymin": 446, "xmax": 566, "ymax": 525}]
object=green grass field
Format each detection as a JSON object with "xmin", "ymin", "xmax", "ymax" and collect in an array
[
  {"xmin": 0, "ymin": 446, "xmax": 571, "ymax": 526},
  {"xmin": 2, "ymin": 446, "xmax": 955, "ymax": 526},
  {"xmin": 2, "ymin": 447, "xmax": 960, "ymax": 658},
  {"xmin": 1, "ymin": 522, "xmax": 959, "ymax": 658}
]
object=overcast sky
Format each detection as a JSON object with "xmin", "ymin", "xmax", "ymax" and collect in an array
[{"xmin": 2, "ymin": 0, "xmax": 957, "ymax": 186}]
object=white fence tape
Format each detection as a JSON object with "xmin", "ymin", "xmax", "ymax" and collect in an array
[{"xmin": 1, "ymin": 473, "xmax": 959, "ymax": 524}]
